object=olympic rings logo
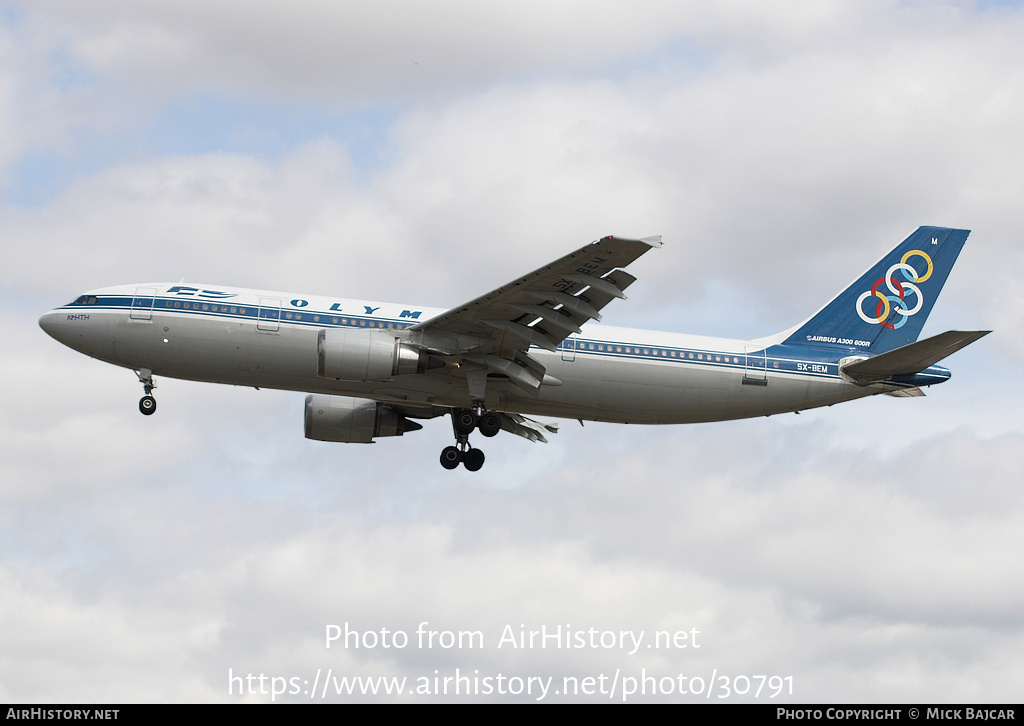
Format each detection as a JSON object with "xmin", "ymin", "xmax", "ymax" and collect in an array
[{"xmin": 855, "ymin": 250, "xmax": 933, "ymax": 329}]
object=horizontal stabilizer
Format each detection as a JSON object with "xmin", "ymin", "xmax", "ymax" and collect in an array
[{"xmin": 840, "ymin": 330, "xmax": 990, "ymax": 384}]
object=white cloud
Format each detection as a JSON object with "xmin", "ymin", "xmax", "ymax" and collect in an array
[
  {"xmin": 17, "ymin": 1, "xmax": 870, "ymax": 101},
  {"xmin": 9, "ymin": 1, "xmax": 1023, "ymax": 330},
  {"xmin": 3, "ymin": 417, "xmax": 1021, "ymax": 701}
]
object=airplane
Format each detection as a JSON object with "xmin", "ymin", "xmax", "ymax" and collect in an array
[{"xmin": 39, "ymin": 226, "xmax": 989, "ymax": 471}]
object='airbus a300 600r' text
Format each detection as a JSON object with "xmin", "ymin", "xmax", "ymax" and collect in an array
[{"xmin": 40, "ymin": 227, "xmax": 988, "ymax": 471}]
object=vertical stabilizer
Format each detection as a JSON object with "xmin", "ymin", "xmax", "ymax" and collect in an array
[{"xmin": 784, "ymin": 227, "xmax": 969, "ymax": 353}]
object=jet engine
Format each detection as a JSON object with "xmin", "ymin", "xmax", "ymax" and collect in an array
[
  {"xmin": 317, "ymin": 328, "xmax": 436, "ymax": 381},
  {"xmin": 304, "ymin": 394, "xmax": 422, "ymax": 443}
]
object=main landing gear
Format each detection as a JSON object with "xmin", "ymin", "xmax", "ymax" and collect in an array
[
  {"xmin": 136, "ymin": 368, "xmax": 157, "ymax": 416},
  {"xmin": 439, "ymin": 408, "xmax": 501, "ymax": 471}
]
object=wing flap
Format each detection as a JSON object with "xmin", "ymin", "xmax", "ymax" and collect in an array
[
  {"xmin": 482, "ymin": 319, "xmax": 558, "ymax": 352},
  {"xmin": 465, "ymin": 353, "xmax": 543, "ymax": 391},
  {"xmin": 498, "ymin": 412, "xmax": 560, "ymax": 443},
  {"xmin": 525, "ymin": 290, "xmax": 603, "ymax": 321}
]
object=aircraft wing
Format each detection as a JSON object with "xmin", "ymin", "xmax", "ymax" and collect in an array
[{"xmin": 407, "ymin": 235, "xmax": 662, "ymax": 393}]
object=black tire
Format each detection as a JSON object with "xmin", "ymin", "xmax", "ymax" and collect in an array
[
  {"xmin": 478, "ymin": 412, "xmax": 501, "ymax": 437},
  {"xmin": 453, "ymin": 409, "xmax": 478, "ymax": 435},
  {"xmin": 440, "ymin": 446, "xmax": 462, "ymax": 470},
  {"xmin": 139, "ymin": 395, "xmax": 157, "ymax": 416},
  {"xmin": 462, "ymin": 448, "xmax": 485, "ymax": 472}
]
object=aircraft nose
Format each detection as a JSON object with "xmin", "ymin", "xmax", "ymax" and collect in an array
[
  {"xmin": 39, "ymin": 311, "xmax": 57, "ymax": 336},
  {"xmin": 39, "ymin": 310, "xmax": 67, "ymax": 342},
  {"xmin": 39, "ymin": 305, "xmax": 109, "ymax": 359}
]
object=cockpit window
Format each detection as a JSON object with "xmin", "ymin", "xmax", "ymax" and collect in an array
[{"xmin": 73, "ymin": 295, "xmax": 99, "ymax": 305}]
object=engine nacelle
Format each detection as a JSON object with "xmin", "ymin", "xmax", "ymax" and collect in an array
[
  {"xmin": 304, "ymin": 394, "xmax": 422, "ymax": 443},
  {"xmin": 317, "ymin": 328, "xmax": 432, "ymax": 381}
]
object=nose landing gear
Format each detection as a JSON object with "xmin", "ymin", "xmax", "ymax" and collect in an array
[{"xmin": 136, "ymin": 368, "xmax": 157, "ymax": 416}]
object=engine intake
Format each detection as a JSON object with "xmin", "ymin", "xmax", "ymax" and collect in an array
[
  {"xmin": 317, "ymin": 328, "xmax": 436, "ymax": 381},
  {"xmin": 304, "ymin": 394, "xmax": 422, "ymax": 443}
]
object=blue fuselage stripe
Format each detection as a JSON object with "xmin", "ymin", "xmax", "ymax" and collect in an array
[{"xmin": 58, "ymin": 296, "xmax": 888, "ymax": 383}]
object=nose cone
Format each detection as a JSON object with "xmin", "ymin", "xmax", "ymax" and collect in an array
[
  {"xmin": 39, "ymin": 310, "xmax": 63, "ymax": 341},
  {"xmin": 39, "ymin": 309, "xmax": 82, "ymax": 350},
  {"xmin": 40, "ymin": 305, "xmax": 112, "ymax": 361}
]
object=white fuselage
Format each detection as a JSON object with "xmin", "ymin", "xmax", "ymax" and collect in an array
[{"xmin": 39, "ymin": 283, "xmax": 883, "ymax": 424}]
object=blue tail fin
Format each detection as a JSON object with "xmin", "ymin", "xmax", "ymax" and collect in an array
[{"xmin": 784, "ymin": 226, "xmax": 969, "ymax": 353}]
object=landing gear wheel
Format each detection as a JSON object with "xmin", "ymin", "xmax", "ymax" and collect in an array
[
  {"xmin": 440, "ymin": 446, "xmax": 462, "ymax": 470},
  {"xmin": 478, "ymin": 412, "xmax": 501, "ymax": 437},
  {"xmin": 139, "ymin": 395, "xmax": 157, "ymax": 416},
  {"xmin": 453, "ymin": 409, "xmax": 478, "ymax": 435},
  {"xmin": 462, "ymin": 448, "xmax": 485, "ymax": 472}
]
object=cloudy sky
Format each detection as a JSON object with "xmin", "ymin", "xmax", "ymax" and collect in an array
[{"xmin": 2, "ymin": 0, "xmax": 1023, "ymax": 703}]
